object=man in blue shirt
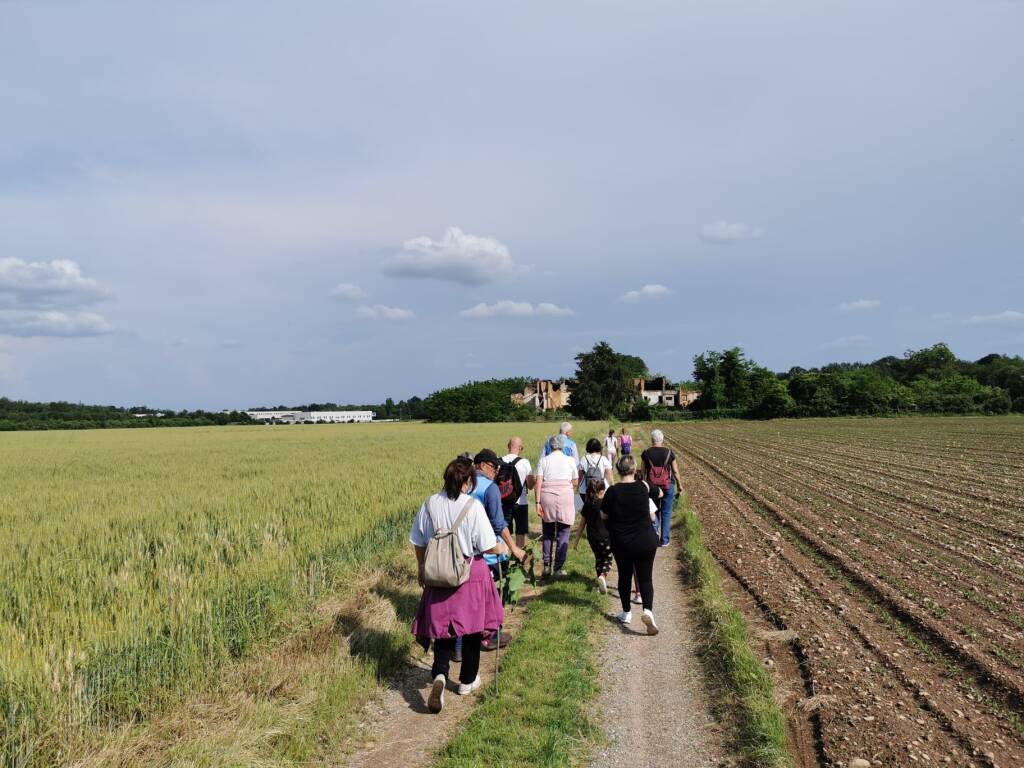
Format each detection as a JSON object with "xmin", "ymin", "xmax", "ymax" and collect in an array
[
  {"xmin": 472, "ymin": 449, "xmax": 526, "ymax": 563},
  {"xmin": 538, "ymin": 422, "xmax": 580, "ymax": 467},
  {"xmin": 455, "ymin": 449, "xmax": 524, "ymax": 656}
]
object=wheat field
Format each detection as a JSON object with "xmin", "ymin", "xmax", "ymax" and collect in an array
[{"xmin": 0, "ymin": 422, "xmax": 589, "ymax": 767}]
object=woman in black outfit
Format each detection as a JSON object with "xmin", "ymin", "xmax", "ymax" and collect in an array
[{"xmin": 601, "ymin": 454, "xmax": 661, "ymax": 635}]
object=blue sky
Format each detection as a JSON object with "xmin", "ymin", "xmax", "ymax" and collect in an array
[{"xmin": 1, "ymin": 1, "xmax": 1022, "ymax": 409}]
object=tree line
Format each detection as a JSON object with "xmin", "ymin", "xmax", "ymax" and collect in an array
[
  {"xmin": 418, "ymin": 341, "xmax": 1024, "ymax": 422},
  {"xmin": 0, "ymin": 399, "xmax": 253, "ymax": 432},
  {"xmin": 690, "ymin": 343, "xmax": 1024, "ymax": 419}
]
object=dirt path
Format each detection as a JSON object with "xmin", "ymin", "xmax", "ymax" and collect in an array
[
  {"xmin": 589, "ymin": 538, "xmax": 728, "ymax": 768},
  {"xmin": 344, "ymin": 586, "xmax": 535, "ymax": 768}
]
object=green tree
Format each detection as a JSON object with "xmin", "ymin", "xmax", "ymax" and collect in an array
[{"xmin": 569, "ymin": 342, "xmax": 642, "ymax": 420}]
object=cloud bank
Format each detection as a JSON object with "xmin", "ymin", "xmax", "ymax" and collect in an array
[
  {"xmin": 330, "ymin": 282, "xmax": 367, "ymax": 301},
  {"xmin": 967, "ymin": 310, "xmax": 1024, "ymax": 326},
  {"xmin": 0, "ymin": 310, "xmax": 113, "ymax": 338},
  {"xmin": 459, "ymin": 300, "xmax": 574, "ymax": 318},
  {"xmin": 699, "ymin": 220, "xmax": 763, "ymax": 243},
  {"xmin": 619, "ymin": 284, "xmax": 672, "ymax": 303},
  {"xmin": 836, "ymin": 299, "xmax": 881, "ymax": 313},
  {"xmin": 819, "ymin": 334, "xmax": 871, "ymax": 350},
  {"xmin": 356, "ymin": 304, "xmax": 414, "ymax": 320},
  {"xmin": 383, "ymin": 227, "xmax": 517, "ymax": 285},
  {"xmin": 0, "ymin": 258, "xmax": 112, "ymax": 337}
]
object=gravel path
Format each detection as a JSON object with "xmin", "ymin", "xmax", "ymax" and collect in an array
[{"xmin": 589, "ymin": 538, "xmax": 728, "ymax": 768}]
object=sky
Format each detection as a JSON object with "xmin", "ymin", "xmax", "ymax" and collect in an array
[{"xmin": 1, "ymin": 0, "xmax": 1022, "ymax": 409}]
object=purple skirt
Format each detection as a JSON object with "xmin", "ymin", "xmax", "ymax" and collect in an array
[{"xmin": 412, "ymin": 556, "xmax": 505, "ymax": 648}]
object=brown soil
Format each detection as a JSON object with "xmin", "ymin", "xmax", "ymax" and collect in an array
[{"xmin": 662, "ymin": 419, "xmax": 1024, "ymax": 768}]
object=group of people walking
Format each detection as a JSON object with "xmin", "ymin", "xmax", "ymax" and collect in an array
[{"xmin": 408, "ymin": 423, "xmax": 682, "ymax": 713}]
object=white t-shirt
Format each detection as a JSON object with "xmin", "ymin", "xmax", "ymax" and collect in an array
[
  {"xmin": 501, "ymin": 453, "xmax": 532, "ymax": 505},
  {"xmin": 580, "ymin": 452, "xmax": 613, "ymax": 491},
  {"xmin": 409, "ymin": 492, "xmax": 497, "ymax": 557},
  {"xmin": 535, "ymin": 451, "xmax": 578, "ymax": 482},
  {"xmin": 604, "ymin": 436, "xmax": 618, "ymax": 455}
]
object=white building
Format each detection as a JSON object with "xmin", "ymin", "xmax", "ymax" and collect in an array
[{"xmin": 246, "ymin": 410, "xmax": 374, "ymax": 424}]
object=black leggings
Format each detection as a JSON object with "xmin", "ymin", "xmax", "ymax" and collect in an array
[
  {"xmin": 432, "ymin": 633, "xmax": 481, "ymax": 683},
  {"xmin": 612, "ymin": 546, "xmax": 656, "ymax": 613}
]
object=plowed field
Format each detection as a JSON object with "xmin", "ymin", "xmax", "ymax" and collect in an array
[{"xmin": 662, "ymin": 417, "xmax": 1024, "ymax": 768}]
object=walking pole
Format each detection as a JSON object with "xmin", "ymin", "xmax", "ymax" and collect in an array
[{"xmin": 495, "ymin": 558, "xmax": 504, "ymax": 688}]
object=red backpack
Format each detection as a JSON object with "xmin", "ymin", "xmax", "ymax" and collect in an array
[{"xmin": 646, "ymin": 450, "xmax": 672, "ymax": 491}]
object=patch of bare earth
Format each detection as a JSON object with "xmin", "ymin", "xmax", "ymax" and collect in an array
[{"xmin": 343, "ymin": 583, "xmax": 537, "ymax": 768}]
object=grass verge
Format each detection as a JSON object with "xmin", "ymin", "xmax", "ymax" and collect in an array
[
  {"xmin": 434, "ymin": 545, "xmax": 605, "ymax": 767},
  {"xmin": 675, "ymin": 493, "xmax": 793, "ymax": 768}
]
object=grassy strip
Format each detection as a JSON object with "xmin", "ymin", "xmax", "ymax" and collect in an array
[
  {"xmin": 434, "ymin": 545, "xmax": 605, "ymax": 767},
  {"xmin": 675, "ymin": 493, "xmax": 793, "ymax": 768}
]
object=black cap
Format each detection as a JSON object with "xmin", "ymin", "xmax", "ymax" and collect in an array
[{"xmin": 474, "ymin": 448, "xmax": 500, "ymax": 467}]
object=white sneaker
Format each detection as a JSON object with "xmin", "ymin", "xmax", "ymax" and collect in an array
[
  {"xmin": 617, "ymin": 610, "xmax": 632, "ymax": 625},
  {"xmin": 597, "ymin": 575, "xmax": 607, "ymax": 594},
  {"xmin": 427, "ymin": 674, "xmax": 445, "ymax": 712},
  {"xmin": 642, "ymin": 609, "xmax": 659, "ymax": 636},
  {"xmin": 631, "ymin": 593, "xmax": 642, "ymax": 605},
  {"xmin": 457, "ymin": 675, "xmax": 481, "ymax": 695},
  {"xmin": 554, "ymin": 568, "xmax": 567, "ymax": 577}
]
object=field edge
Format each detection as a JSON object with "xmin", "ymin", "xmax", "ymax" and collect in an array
[{"xmin": 675, "ymin": 494, "xmax": 794, "ymax": 768}]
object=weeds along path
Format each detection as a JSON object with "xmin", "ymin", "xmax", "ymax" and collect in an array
[{"xmin": 589, "ymin": 529, "xmax": 726, "ymax": 767}]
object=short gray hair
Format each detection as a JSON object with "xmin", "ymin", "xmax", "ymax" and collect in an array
[
  {"xmin": 650, "ymin": 429, "xmax": 664, "ymax": 445},
  {"xmin": 615, "ymin": 454, "xmax": 637, "ymax": 476},
  {"xmin": 559, "ymin": 421, "xmax": 572, "ymax": 435},
  {"xmin": 548, "ymin": 434, "xmax": 566, "ymax": 452}
]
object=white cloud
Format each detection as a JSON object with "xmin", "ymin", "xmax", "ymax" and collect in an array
[
  {"xmin": 818, "ymin": 334, "xmax": 871, "ymax": 350},
  {"xmin": 967, "ymin": 310, "xmax": 1024, "ymax": 326},
  {"xmin": 459, "ymin": 300, "xmax": 574, "ymax": 318},
  {"xmin": 0, "ymin": 310, "xmax": 113, "ymax": 337},
  {"xmin": 356, "ymin": 304, "xmax": 414, "ymax": 320},
  {"xmin": 383, "ymin": 226, "xmax": 517, "ymax": 285},
  {"xmin": 699, "ymin": 220, "xmax": 763, "ymax": 244},
  {"xmin": 329, "ymin": 282, "xmax": 367, "ymax": 301},
  {"xmin": 0, "ymin": 257, "xmax": 110, "ymax": 309},
  {"xmin": 836, "ymin": 299, "xmax": 881, "ymax": 313},
  {"xmin": 619, "ymin": 284, "xmax": 672, "ymax": 303}
]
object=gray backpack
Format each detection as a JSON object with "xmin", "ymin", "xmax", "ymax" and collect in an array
[
  {"xmin": 422, "ymin": 496, "xmax": 475, "ymax": 589},
  {"xmin": 582, "ymin": 455, "xmax": 605, "ymax": 494}
]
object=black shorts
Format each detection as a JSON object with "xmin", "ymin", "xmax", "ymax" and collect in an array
[{"xmin": 505, "ymin": 503, "xmax": 529, "ymax": 535}]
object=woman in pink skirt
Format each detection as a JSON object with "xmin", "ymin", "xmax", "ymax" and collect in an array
[
  {"xmin": 534, "ymin": 433, "xmax": 580, "ymax": 577},
  {"xmin": 410, "ymin": 456, "xmax": 505, "ymax": 713}
]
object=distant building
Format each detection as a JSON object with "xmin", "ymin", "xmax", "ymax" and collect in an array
[
  {"xmin": 636, "ymin": 377, "xmax": 700, "ymax": 408},
  {"xmin": 133, "ymin": 412, "xmax": 165, "ymax": 418},
  {"xmin": 511, "ymin": 379, "xmax": 572, "ymax": 412},
  {"xmin": 512, "ymin": 376, "xmax": 698, "ymax": 412},
  {"xmin": 246, "ymin": 410, "xmax": 374, "ymax": 424}
]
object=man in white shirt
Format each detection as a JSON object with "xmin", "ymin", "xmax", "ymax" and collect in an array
[{"xmin": 500, "ymin": 436, "xmax": 536, "ymax": 549}]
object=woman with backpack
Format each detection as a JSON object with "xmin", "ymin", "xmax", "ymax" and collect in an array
[
  {"xmin": 410, "ymin": 457, "xmax": 505, "ymax": 713},
  {"xmin": 534, "ymin": 433, "xmax": 579, "ymax": 578},
  {"xmin": 601, "ymin": 454, "xmax": 661, "ymax": 635},
  {"xmin": 619, "ymin": 426, "xmax": 633, "ymax": 456},
  {"xmin": 640, "ymin": 429, "xmax": 682, "ymax": 547},
  {"xmin": 574, "ymin": 477, "xmax": 613, "ymax": 593},
  {"xmin": 579, "ymin": 438, "xmax": 614, "ymax": 502}
]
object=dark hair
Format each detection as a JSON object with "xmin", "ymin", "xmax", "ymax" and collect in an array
[
  {"xmin": 444, "ymin": 457, "xmax": 476, "ymax": 500},
  {"xmin": 586, "ymin": 438, "xmax": 601, "ymax": 454},
  {"xmin": 608, "ymin": 429, "xmax": 615, "ymax": 437},
  {"xmin": 584, "ymin": 477, "xmax": 605, "ymax": 506}
]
